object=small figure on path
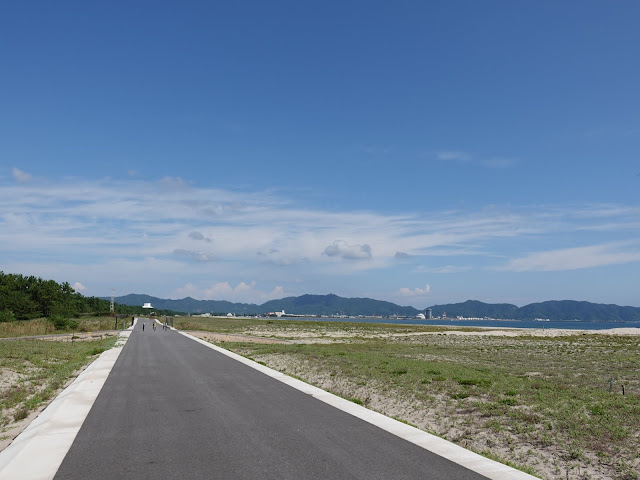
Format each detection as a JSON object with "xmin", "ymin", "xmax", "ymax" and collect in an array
[{"xmin": 143, "ymin": 323, "xmax": 145, "ymax": 331}]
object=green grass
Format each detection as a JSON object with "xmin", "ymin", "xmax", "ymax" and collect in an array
[
  {"xmin": 173, "ymin": 315, "xmax": 483, "ymax": 337},
  {"xmin": 199, "ymin": 323, "xmax": 640, "ymax": 478},
  {"xmin": 0, "ymin": 336, "xmax": 119, "ymax": 427}
]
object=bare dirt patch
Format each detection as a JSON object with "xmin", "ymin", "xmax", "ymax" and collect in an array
[{"xmin": 188, "ymin": 331, "xmax": 294, "ymax": 344}]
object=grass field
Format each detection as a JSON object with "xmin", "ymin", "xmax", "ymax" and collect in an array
[
  {"xmin": 0, "ymin": 316, "xmax": 131, "ymax": 338},
  {"xmin": 177, "ymin": 316, "xmax": 640, "ymax": 480},
  {"xmin": 0, "ymin": 335, "xmax": 119, "ymax": 445}
]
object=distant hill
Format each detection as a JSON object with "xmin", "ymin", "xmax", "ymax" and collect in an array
[
  {"xmin": 261, "ymin": 294, "xmax": 419, "ymax": 317},
  {"xmin": 428, "ymin": 300, "xmax": 519, "ymax": 319},
  {"xmin": 515, "ymin": 300, "xmax": 640, "ymax": 322},
  {"xmin": 112, "ymin": 293, "xmax": 419, "ymax": 317},
  {"xmin": 111, "ymin": 294, "xmax": 640, "ymax": 322},
  {"xmin": 429, "ymin": 299, "xmax": 640, "ymax": 322},
  {"xmin": 112, "ymin": 294, "xmax": 258, "ymax": 315}
]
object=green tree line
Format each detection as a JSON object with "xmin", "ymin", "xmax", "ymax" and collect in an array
[{"xmin": 0, "ymin": 272, "xmax": 176, "ymax": 322}]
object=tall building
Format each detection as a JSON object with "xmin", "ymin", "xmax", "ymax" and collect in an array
[{"xmin": 425, "ymin": 308, "xmax": 432, "ymax": 319}]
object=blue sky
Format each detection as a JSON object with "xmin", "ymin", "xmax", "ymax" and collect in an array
[{"xmin": 1, "ymin": 1, "xmax": 639, "ymax": 308}]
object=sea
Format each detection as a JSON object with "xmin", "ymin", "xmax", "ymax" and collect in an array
[{"xmin": 270, "ymin": 317, "xmax": 640, "ymax": 331}]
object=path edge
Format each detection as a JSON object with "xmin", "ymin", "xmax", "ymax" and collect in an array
[{"xmin": 0, "ymin": 327, "xmax": 134, "ymax": 480}]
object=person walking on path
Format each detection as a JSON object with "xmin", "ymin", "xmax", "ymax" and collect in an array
[{"xmin": 143, "ymin": 323, "xmax": 145, "ymax": 331}]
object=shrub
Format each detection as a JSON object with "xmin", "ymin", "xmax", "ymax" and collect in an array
[
  {"xmin": 50, "ymin": 315, "xmax": 68, "ymax": 330},
  {"xmin": 0, "ymin": 309, "xmax": 16, "ymax": 322}
]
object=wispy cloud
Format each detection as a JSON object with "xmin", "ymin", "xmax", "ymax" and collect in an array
[
  {"xmin": 173, "ymin": 249, "xmax": 216, "ymax": 263},
  {"xmin": 496, "ymin": 242, "xmax": 640, "ymax": 272},
  {"xmin": 434, "ymin": 151, "xmax": 517, "ymax": 169},
  {"xmin": 1, "ymin": 171, "xmax": 639, "ymax": 300},
  {"xmin": 436, "ymin": 150, "xmax": 472, "ymax": 162},
  {"xmin": 413, "ymin": 265, "xmax": 472, "ymax": 274},
  {"xmin": 12, "ymin": 167, "xmax": 32, "ymax": 183}
]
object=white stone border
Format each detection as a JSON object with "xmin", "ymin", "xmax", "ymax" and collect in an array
[
  {"xmin": 0, "ymin": 328, "xmax": 133, "ymax": 480},
  {"xmin": 181, "ymin": 331, "xmax": 540, "ymax": 480}
]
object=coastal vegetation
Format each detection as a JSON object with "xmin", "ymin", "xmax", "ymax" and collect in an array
[
  {"xmin": 177, "ymin": 316, "xmax": 640, "ymax": 479},
  {"xmin": 0, "ymin": 272, "xmax": 177, "ymax": 327}
]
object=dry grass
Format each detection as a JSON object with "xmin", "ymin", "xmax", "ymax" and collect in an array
[{"xmin": 0, "ymin": 316, "xmax": 128, "ymax": 338}]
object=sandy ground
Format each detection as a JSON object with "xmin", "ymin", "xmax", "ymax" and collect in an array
[
  {"xmin": 0, "ymin": 365, "xmax": 92, "ymax": 452},
  {"xmin": 241, "ymin": 325, "xmax": 640, "ymax": 343},
  {"xmin": 209, "ymin": 325, "xmax": 640, "ymax": 480},
  {"xmin": 3, "ymin": 326, "xmax": 639, "ymax": 477},
  {"xmin": 0, "ymin": 332, "xmax": 118, "ymax": 452},
  {"xmin": 188, "ymin": 331, "xmax": 294, "ymax": 344}
]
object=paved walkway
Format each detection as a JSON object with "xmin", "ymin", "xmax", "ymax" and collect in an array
[{"xmin": 0, "ymin": 319, "xmax": 538, "ymax": 479}]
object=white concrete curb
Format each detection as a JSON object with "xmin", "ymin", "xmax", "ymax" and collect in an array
[
  {"xmin": 181, "ymin": 331, "xmax": 540, "ymax": 480},
  {"xmin": 0, "ymin": 329, "xmax": 133, "ymax": 480}
]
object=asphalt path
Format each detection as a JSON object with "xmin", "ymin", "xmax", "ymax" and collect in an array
[{"xmin": 53, "ymin": 321, "xmax": 489, "ymax": 480}]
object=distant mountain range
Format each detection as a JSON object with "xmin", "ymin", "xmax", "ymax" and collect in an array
[
  {"xmin": 428, "ymin": 299, "xmax": 640, "ymax": 322},
  {"xmin": 110, "ymin": 294, "xmax": 640, "ymax": 322}
]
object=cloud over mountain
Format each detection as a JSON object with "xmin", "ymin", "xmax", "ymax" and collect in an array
[{"xmin": 398, "ymin": 284, "xmax": 431, "ymax": 297}]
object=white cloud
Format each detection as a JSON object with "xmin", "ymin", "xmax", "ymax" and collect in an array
[
  {"xmin": 172, "ymin": 281, "xmax": 285, "ymax": 303},
  {"xmin": 72, "ymin": 282, "xmax": 86, "ymax": 292},
  {"xmin": 398, "ymin": 284, "xmax": 431, "ymax": 296},
  {"xmin": 323, "ymin": 240, "xmax": 372, "ymax": 260},
  {"xmin": 1, "ymin": 174, "xmax": 640, "ymax": 303},
  {"xmin": 172, "ymin": 282, "xmax": 199, "ymax": 298},
  {"xmin": 496, "ymin": 242, "xmax": 640, "ymax": 272},
  {"xmin": 257, "ymin": 249, "xmax": 308, "ymax": 266},
  {"xmin": 12, "ymin": 167, "xmax": 32, "ymax": 183}
]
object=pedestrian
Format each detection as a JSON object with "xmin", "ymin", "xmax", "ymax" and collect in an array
[{"xmin": 143, "ymin": 323, "xmax": 145, "ymax": 331}]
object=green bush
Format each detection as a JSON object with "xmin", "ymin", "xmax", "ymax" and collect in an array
[
  {"xmin": 49, "ymin": 315, "xmax": 78, "ymax": 330},
  {"xmin": 0, "ymin": 309, "xmax": 16, "ymax": 322}
]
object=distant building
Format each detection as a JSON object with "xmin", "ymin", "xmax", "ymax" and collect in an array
[
  {"xmin": 416, "ymin": 313, "xmax": 426, "ymax": 320},
  {"xmin": 143, "ymin": 302, "xmax": 153, "ymax": 309},
  {"xmin": 425, "ymin": 308, "xmax": 432, "ymax": 319}
]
